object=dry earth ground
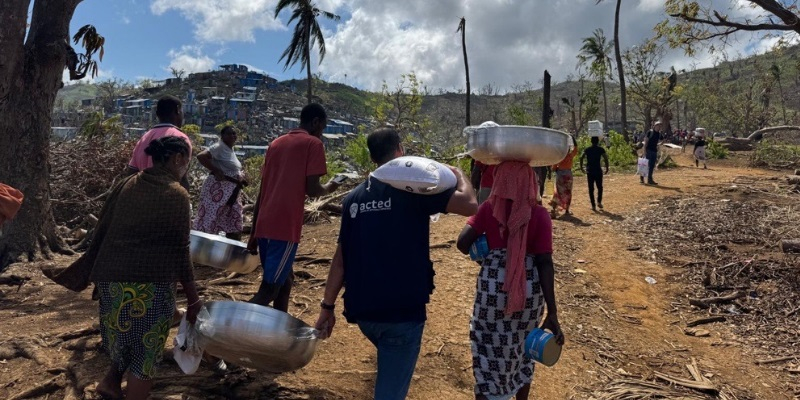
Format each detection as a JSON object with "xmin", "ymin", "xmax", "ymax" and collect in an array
[{"xmin": 0, "ymin": 149, "xmax": 797, "ymax": 399}]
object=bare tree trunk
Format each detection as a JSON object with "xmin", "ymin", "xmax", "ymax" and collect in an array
[
  {"xmin": 305, "ymin": 23, "xmax": 312, "ymax": 104},
  {"xmin": 777, "ymin": 76, "xmax": 787, "ymax": 124},
  {"xmin": 0, "ymin": 0, "xmax": 79, "ymax": 269},
  {"xmin": 614, "ymin": 0, "xmax": 629, "ymax": 142},
  {"xmin": 601, "ymin": 78, "xmax": 608, "ymax": 127},
  {"xmin": 460, "ymin": 18, "xmax": 471, "ymax": 127}
]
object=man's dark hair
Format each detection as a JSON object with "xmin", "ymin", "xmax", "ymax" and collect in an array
[
  {"xmin": 220, "ymin": 125, "xmax": 236, "ymax": 136},
  {"xmin": 591, "ymin": 136, "xmax": 599, "ymax": 145},
  {"xmin": 156, "ymin": 95, "xmax": 182, "ymax": 121},
  {"xmin": 145, "ymin": 136, "xmax": 190, "ymax": 164},
  {"xmin": 300, "ymin": 103, "xmax": 327, "ymax": 124},
  {"xmin": 367, "ymin": 128, "xmax": 401, "ymax": 164}
]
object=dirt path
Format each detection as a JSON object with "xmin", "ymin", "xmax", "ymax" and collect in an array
[{"xmin": 0, "ymin": 151, "xmax": 796, "ymax": 399}]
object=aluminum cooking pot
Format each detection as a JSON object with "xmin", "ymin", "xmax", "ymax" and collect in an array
[
  {"xmin": 189, "ymin": 230, "xmax": 260, "ymax": 274},
  {"xmin": 196, "ymin": 301, "xmax": 320, "ymax": 372},
  {"xmin": 465, "ymin": 125, "xmax": 572, "ymax": 167}
]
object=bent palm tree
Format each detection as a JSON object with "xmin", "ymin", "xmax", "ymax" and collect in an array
[
  {"xmin": 275, "ymin": 0, "xmax": 340, "ymax": 104},
  {"xmin": 577, "ymin": 28, "xmax": 613, "ymax": 129},
  {"xmin": 457, "ymin": 17, "xmax": 471, "ymax": 127}
]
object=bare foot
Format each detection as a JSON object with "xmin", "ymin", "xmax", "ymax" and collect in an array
[{"xmin": 96, "ymin": 378, "xmax": 123, "ymax": 400}]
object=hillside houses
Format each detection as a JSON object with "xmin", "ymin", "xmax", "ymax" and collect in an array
[{"xmin": 54, "ymin": 64, "xmax": 358, "ymax": 149}]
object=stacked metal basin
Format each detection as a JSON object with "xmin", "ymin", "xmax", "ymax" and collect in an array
[
  {"xmin": 465, "ymin": 125, "xmax": 572, "ymax": 167},
  {"xmin": 196, "ymin": 301, "xmax": 320, "ymax": 372},
  {"xmin": 189, "ymin": 230, "xmax": 260, "ymax": 274}
]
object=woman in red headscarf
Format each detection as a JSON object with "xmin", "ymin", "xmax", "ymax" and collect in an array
[{"xmin": 457, "ymin": 161, "xmax": 564, "ymax": 400}]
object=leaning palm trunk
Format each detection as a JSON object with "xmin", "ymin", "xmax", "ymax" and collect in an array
[{"xmin": 614, "ymin": 0, "xmax": 628, "ymax": 142}]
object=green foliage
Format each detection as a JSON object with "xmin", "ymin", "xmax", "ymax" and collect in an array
[
  {"xmin": 575, "ymin": 131, "xmax": 636, "ymax": 173},
  {"xmin": 241, "ymin": 156, "xmax": 263, "ymax": 200},
  {"xmin": 343, "ymin": 134, "xmax": 373, "ymax": 174},
  {"xmin": 321, "ymin": 152, "xmax": 347, "ymax": 183},
  {"xmin": 181, "ymin": 124, "xmax": 204, "ymax": 148},
  {"xmin": 707, "ymin": 140, "xmax": 728, "ymax": 159},
  {"xmin": 214, "ymin": 120, "xmax": 250, "ymax": 143},
  {"xmin": 78, "ymin": 112, "xmax": 123, "ymax": 139},
  {"xmin": 750, "ymin": 141, "xmax": 800, "ymax": 168},
  {"xmin": 368, "ymin": 73, "xmax": 430, "ymax": 139},
  {"xmin": 508, "ymin": 104, "xmax": 535, "ymax": 125}
]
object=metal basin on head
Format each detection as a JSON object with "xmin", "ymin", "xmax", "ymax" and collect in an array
[
  {"xmin": 196, "ymin": 301, "xmax": 320, "ymax": 373},
  {"xmin": 465, "ymin": 125, "xmax": 572, "ymax": 167},
  {"xmin": 189, "ymin": 230, "xmax": 260, "ymax": 274}
]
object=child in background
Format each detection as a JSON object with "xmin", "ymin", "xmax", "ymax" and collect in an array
[{"xmin": 694, "ymin": 133, "xmax": 707, "ymax": 169}]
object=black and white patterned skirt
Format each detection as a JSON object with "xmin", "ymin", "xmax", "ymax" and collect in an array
[{"xmin": 470, "ymin": 249, "xmax": 545, "ymax": 399}]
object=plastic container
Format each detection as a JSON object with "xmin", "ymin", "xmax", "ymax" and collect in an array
[
  {"xmin": 469, "ymin": 235, "xmax": 489, "ymax": 262},
  {"xmin": 524, "ymin": 328, "xmax": 562, "ymax": 366}
]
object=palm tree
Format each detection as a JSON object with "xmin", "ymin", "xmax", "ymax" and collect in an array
[
  {"xmin": 274, "ymin": 0, "xmax": 340, "ymax": 104},
  {"xmin": 770, "ymin": 63, "xmax": 787, "ymax": 124},
  {"xmin": 457, "ymin": 17, "xmax": 471, "ymax": 126},
  {"xmin": 577, "ymin": 28, "xmax": 613, "ymax": 129}
]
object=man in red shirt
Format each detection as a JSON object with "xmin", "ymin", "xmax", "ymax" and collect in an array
[{"xmin": 247, "ymin": 103, "xmax": 341, "ymax": 311}]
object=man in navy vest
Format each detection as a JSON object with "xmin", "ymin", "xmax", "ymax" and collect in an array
[{"xmin": 314, "ymin": 128, "xmax": 477, "ymax": 400}]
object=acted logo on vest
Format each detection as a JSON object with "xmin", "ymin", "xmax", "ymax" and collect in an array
[{"xmin": 349, "ymin": 198, "xmax": 392, "ymax": 218}]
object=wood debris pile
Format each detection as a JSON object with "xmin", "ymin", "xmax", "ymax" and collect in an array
[
  {"xmin": 626, "ymin": 176, "xmax": 800, "ymax": 395},
  {"xmin": 49, "ymin": 138, "xmax": 136, "ymax": 228}
]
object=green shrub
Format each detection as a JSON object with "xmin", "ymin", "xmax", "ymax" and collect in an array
[
  {"xmin": 707, "ymin": 140, "xmax": 728, "ymax": 159},
  {"xmin": 344, "ymin": 134, "xmax": 373, "ymax": 174},
  {"xmin": 242, "ymin": 156, "xmax": 263, "ymax": 200},
  {"xmin": 575, "ymin": 130, "xmax": 636, "ymax": 174},
  {"xmin": 750, "ymin": 141, "xmax": 800, "ymax": 168}
]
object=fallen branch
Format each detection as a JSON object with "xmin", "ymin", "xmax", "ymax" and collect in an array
[
  {"xmin": 56, "ymin": 327, "xmax": 100, "ymax": 341},
  {"xmin": 653, "ymin": 371, "xmax": 718, "ymax": 393},
  {"xmin": 8, "ymin": 375, "xmax": 66, "ymax": 400},
  {"xmin": 686, "ymin": 316, "xmax": 726, "ymax": 327},
  {"xmin": 754, "ymin": 356, "xmax": 795, "ymax": 365},
  {"xmin": 689, "ymin": 291, "xmax": 745, "ymax": 309},
  {"xmin": 780, "ymin": 239, "xmax": 800, "ymax": 253},
  {"xmin": 430, "ymin": 240, "xmax": 456, "ymax": 249}
]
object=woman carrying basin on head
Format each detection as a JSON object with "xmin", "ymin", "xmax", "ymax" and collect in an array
[{"xmin": 457, "ymin": 161, "xmax": 564, "ymax": 400}]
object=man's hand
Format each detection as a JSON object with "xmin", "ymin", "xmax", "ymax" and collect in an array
[
  {"xmin": 541, "ymin": 313, "xmax": 565, "ymax": 346},
  {"xmin": 186, "ymin": 299, "xmax": 204, "ymax": 324},
  {"xmin": 247, "ymin": 235, "xmax": 259, "ymax": 255},
  {"xmin": 314, "ymin": 309, "xmax": 336, "ymax": 339},
  {"xmin": 604, "ymin": 168, "xmax": 609, "ymax": 175},
  {"xmin": 581, "ymin": 168, "xmax": 586, "ymax": 175}
]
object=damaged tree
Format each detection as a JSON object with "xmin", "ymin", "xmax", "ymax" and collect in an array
[{"xmin": 0, "ymin": 0, "xmax": 104, "ymax": 269}]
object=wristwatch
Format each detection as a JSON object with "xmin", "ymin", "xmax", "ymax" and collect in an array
[{"xmin": 320, "ymin": 301, "xmax": 335, "ymax": 311}]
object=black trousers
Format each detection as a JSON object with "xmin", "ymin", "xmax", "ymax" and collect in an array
[{"xmin": 587, "ymin": 173, "xmax": 603, "ymax": 207}]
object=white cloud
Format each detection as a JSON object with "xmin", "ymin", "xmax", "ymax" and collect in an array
[
  {"xmin": 156, "ymin": 0, "xmax": 786, "ymax": 91},
  {"xmin": 150, "ymin": 0, "xmax": 286, "ymax": 42},
  {"xmin": 167, "ymin": 45, "xmax": 216, "ymax": 74},
  {"xmin": 62, "ymin": 68, "xmax": 114, "ymax": 85}
]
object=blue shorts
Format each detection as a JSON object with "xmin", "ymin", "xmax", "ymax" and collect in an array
[{"xmin": 258, "ymin": 238, "xmax": 299, "ymax": 285}]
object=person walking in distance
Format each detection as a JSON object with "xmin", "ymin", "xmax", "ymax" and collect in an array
[
  {"xmin": 641, "ymin": 121, "xmax": 663, "ymax": 185},
  {"xmin": 247, "ymin": 103, "xmax": 342, "ymax": 312},
  {"xmin": 580, "ymin": 136, "xmax": 609, "ymax": 211},
  {"xmin": 314, "ymin": 128, "xmax": 478, "ymax": 400}
]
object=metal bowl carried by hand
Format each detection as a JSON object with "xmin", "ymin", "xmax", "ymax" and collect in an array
[
  {"xmin": 196, "ymin": 301, "xmax": 320, "ymax": 372},
  {"xmin": 189, "ymin": 230, "xmax": 260, "ymax": 274},
  {"xmin": 465, "ymin": 125, "xmax": 572, "ymax": 167}
]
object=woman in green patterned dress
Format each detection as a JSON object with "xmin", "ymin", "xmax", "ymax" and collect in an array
[{"xmin": 89, "ymin": 136, "xmax": 202, "ymax": 400}]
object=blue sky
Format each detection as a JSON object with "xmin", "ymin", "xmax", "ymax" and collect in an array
[
  {"xmin": 69, "ymin": 0, "xmax": 348, "ymax": 83},
  {"xmin": 65, "ymin": 0, "xmax": 774, "ymax": 92}
]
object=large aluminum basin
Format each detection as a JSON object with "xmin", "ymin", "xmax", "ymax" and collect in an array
[
  {"xmin": 465, "ymin": 125, "xmax": 572, "ymax": 167},
  {"xmin": 189, "ymin": 230, "xmax": 260, "ymax": 274},
  {"xmin": 196, "ymin": 301, "xmax": 319, "ymax": 372}
]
